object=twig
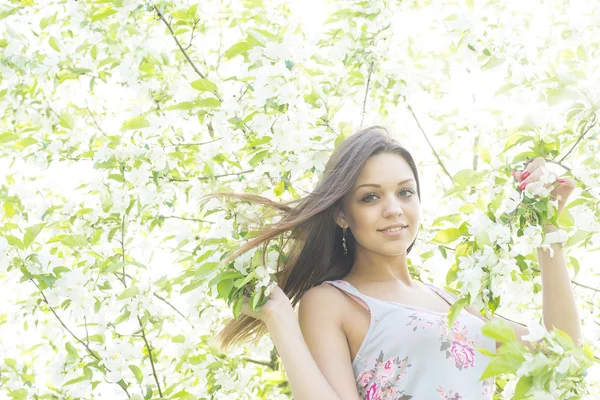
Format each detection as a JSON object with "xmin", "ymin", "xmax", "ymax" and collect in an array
[
  {"xmin": 154, "ymin": 294, "xmax": 195, "ymax": 328},
  {"xmin": 32, "ymin": 279, "xmax": 101, "ymax": 360},
  {"xmin": 243, "ymin": 357, "xmax": 276, "ymax": 369},
  {"xmin": 153, "ymin": 6, "xmax": 223, "ymax": 103},
  {"xmin": 470, "ymin": 134, "xmax": 480, "ymax": 195},
  {"xmin": 85, "ymin": 105, "xmax": 109, "ymax": 137},
  {"xmin": 138, "ymin": 316, "xmax": 163, "ymax": 397},
  {"xmin": 168, "ymin": 168, "xmax": 255, "ymax": 182},
  {"xmin": 545, "ymin": 159, "xmax": 573, "ymax": 173},
  {"xmin": 405, "ymin": 102, "xmax": 453, "ymax": 181},
  {"xmin": 84, "ymin": 316, "xmax": 89, "ymax": 345},
  {"xmin": 161, "ymin": 138, "xmax": 222, "ymax": 148},
  {"xmin": 558, "ymin": 114, "xmax": 597, "ymax": 163},
  {"xmin": 121, "ymin": 213, "xmax": 126, "ymax": 284},
  {"xmin": 159, "ymin": 215, "xmax": 214, "ymax": 224},
  {"xmin": 531, "ymin": 267, "xmax": 599, "ymax": 293},
  {"xmin": 184, "ymin": 19, "xmax": 200, "ymax": 51},
  {"xmin": 116, "ymin": 192, "xmax": 161, "ymax": 397},
  {"xmin": 360, "ymin": 61, "xmax": 375, "ymax": 128},
  {"xmin": 572, "ymin": 280, "xmax": 600, "ymax": 294},
  {"xmin": 31, "ymin": 280, "xmax": 132, "ymax": 398}
]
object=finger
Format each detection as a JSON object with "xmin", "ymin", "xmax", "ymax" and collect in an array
[
  {"xmin": 518, "ymin": 157, "xmax": 546, "ymax": 182},
  {"xmin": 518, "ymin": 166, "xmax": 543, "ymax": 189},
  {"xmin": 513, "ymin": 170, "xmax": 523, "ymax": 182},
  {"xmin": 556, "ymin": 176, "xmax": 577, "ymax": 190}
]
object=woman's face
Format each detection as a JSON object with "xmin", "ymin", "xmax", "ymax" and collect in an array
[{"xmin": 336, "ymin": 152, "xmax": 420, "ymax": 256}]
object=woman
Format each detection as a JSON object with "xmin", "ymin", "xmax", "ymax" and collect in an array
[{"xmin": 210, "ymin": 126, "xmax": 581, "ymax": 399}]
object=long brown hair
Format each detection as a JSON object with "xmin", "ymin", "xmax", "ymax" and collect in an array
[{"xmin": 206, "ymin": 125, "xmax": 422, "ymax": 351}]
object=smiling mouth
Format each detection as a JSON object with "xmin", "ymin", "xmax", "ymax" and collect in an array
[{"xmin": 379, "ymin": 226, "xmax": 408, "ymax": 233}]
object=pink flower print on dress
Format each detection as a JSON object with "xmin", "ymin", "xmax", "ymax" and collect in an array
[
  {"xmin": 357, "ymin": 370, "xmax": 375, "ymax": 388},
  {"xmin": 366, "ymin": 383, "xmax": 382, "ymax": 400},
  {"xmin": 437, "ymin": 320, "xmax": 480, "ymax": 371},
  {"xmin": 406, "ymin": 312, "xmax": 439, "ymax": 332},
  {"xmin": 436, "ymin": 385, "xmax": 463, "ymax": 400},
  {"xmin": 482, "ymin": 378, "xmax": 495, "ymax": 399},
  {"xmin": 355, "ymin": 351, "xmax": 413, "ymax": 399},
  {"xmin": 376, "ymin": 359, "xmax": 395, "ymax": 382},
  {"xmin": 450, "ymin": 340, "xmax": 476, "ymax": 369}
]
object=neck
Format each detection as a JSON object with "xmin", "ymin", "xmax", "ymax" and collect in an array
[{"xmin": 345, "ymin": 246, "xmax": 414, "ymax": 287}]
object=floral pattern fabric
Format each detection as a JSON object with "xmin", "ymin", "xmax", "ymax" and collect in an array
[
  {"xmin": 324, "ymin": 280, "xmax": 497, "ymax": 400},
  {"xmin": 407, "ymin": 312, "xmax": 480, "ymax": 370},
  {"xmin": 356, "ymin": 350, "xmax": 413, "ymax": 400}
]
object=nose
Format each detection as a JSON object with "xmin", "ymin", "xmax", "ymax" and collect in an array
[{"xmin": 382, "ymin": 195, "xmax": 404, "ymax": 218}]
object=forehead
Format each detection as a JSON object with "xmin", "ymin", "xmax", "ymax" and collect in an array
[{"xmin": 355, "ymin": 153, "xmax": 413, "ymax": 184}]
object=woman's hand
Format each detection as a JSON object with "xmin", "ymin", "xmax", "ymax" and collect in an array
[
  {"xmin": 513, "ymin": 157, "xmax": 576, "ymax": 229},
  {"xmin": 241, "ymin": 283, "xmax": 296, "ymax": 327}
]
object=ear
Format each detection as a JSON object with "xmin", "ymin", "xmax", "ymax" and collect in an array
[{"xmin": 334, "ymin": 206, "xmax": 349, "ymax": 229}]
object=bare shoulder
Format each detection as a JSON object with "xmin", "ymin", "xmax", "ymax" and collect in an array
[
  {"xmin": 298, "ymin": 283, "xmax": 361, "ymax": 400},
  {"xmin": 300, "ymin": 282, "xmax": 347, "ymax": 304},
  {"xmin": 298, "ymin": 283, "xmax": 348, "ymax": 320}
]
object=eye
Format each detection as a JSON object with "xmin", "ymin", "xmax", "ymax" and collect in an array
[{"xmin": 361, "ymin": 189, "xmax": 415, "ymax": 202}]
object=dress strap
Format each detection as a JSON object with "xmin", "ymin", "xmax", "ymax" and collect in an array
[
  {"xmin": 323, "ymin": 280, "xmax": 372, "ymax": 313},
  {"xmin": 424, "ymin": 282, "xmax": 458, "ymax": 306}
]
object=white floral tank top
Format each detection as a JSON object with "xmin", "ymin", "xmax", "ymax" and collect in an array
[{"xmin": 323, "ymin": 280, "xmax": 496, "ymax": 400}]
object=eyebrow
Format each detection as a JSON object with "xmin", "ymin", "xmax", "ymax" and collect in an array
[{"xmin": 354, "ymin": 179, "xmax": 416, "ymax": 193}]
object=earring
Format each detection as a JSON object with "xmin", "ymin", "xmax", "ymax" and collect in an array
[{"xmin": 342, "ymin": 227, "xmax": 348, "ymax": 255}]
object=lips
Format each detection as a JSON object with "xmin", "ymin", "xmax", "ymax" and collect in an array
[{"xmin": 378, "ymin": 224, "xmax": 408, "ymax": 231}]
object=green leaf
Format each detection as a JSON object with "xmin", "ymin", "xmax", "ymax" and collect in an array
[
  {"xmin": 504, "ymin": 134, "xmax": 528, "ymax": 152},
  {"xmin": 49, "ymin": 36, "xmax": 60, "ymax": 52},
  {"xmin": 24, "ymin": 223, "xmax": 46, "ymax": 249},
  {"xmin": 515, "ymin": 375, "xmax": 534, "ymax": 398},
  {"xmin": 479, "ymin": 354, "xmax": 523, "ymax": 379},
  {"xmin": 3, "ymin": 202, "xmax": 16, "ymax": 218},
  {"xmin": 195, "ymin": 262, "xmax": 219, "ymax": 279},
  {"xmin": 273, "ymin": 181, "xmax": 285, "ymax": 197},
  {"xmin": 251, "ymin": 288, "xmax": 264, "ymax": 311},
  {"xmin": 217, "ymin": 279, "xmax": 234, "ymax": 299},
  {"xmin": 432, "ymin": 228, "xmax": 462, "ymax": 244},
  {"xmin": 5, "ymin": 235, "xmax": 23, "ymax": 250},
  {"xmin": 191, "ymin": 79, "xmax": 217, "ymax": 92},
  {"xmin": 118, "ymin": 286, "xmax": 139, "ymax": 300},
  {"xmin": 477, "ymin": 146, "xmax": 491, "ymax": 164},
  {"xmin": 452, "ymin": 169, "xmax": 484, "ymax": 187},
  {"xmin": 577, "ymin": 45, "xmax": 588, "ymax": 61},
  {"xmin": 546, "ymin": 88, "xmax": 579, "ymax": 106},
  {"xmin": 172, "ymin": 334, "xmax": 185, "ymax": 343},
  {"xmin": 557, "ymin": 208, "xmax": 574, "ymax": 227},
  {"xmin": 129, "ymin": 365, "xmax": 143, "ymax": 384},
  {"xmin": 60, "ymin": 235, "xmax": 88, "ymax": 247},
  {"xmin": 14, "ymin": 137, "xmax": 38, "ymax": 150},
  {"xmin": 223, "ymin": 41, "xmax": 251, "ymax": 59},
  {"xmin": 59, "ymin": 114, "xmax": 74, "ymax": 129},
  {"xmin": 481, "ymin": 319, "xmax": 516, "ymax": 343},
  {"xmin": 91, "ymin": 7, "xmax": 118, "ymax": 22},
  {"xmin": 447, "ymin": 296, "xmax": 468, "ymax": 330},
  {"xmin": 8, "ymin": 389, "xmax": 28, "ymax": 400},
  {"xmin": 195, "ymin": 97, "xmax": 221, "ymax": 107},
  {"xmin": 121, "ymin": 116, "xmax": 150, "ymax": 131},
  {"xmin": 0, "ymin": 132, "xmax": 18, "ymax": 143},
  {"xmin": 65, "ymin": 342, "xmax": 79, "ymax": 358},
  {"xmin": 569, "ymin": 256, "xmax": 580, "ymax": 278},
  {"xmin": 232, "ymin": 295, "xmax": 245, "ymax": 320},
  {"xmin": 180, "ymin": 280, "xmax": 202, "ymax": 294}
]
